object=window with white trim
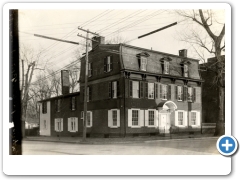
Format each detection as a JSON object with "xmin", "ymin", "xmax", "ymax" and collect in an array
[
  {"xmin": 81, "ymin": 111, "xmax": 92, "ymax": 127},
  {"xmin": 68, "ymin": 117, "xmax": 78, "ymax": 132},
  {"xmin": 148, "ymin": 110, "xmax": 155, "ymax": 126},
  {"xmin": 191, "ymin": 112, "xmax": 196, "ymax": 125},
  {"xmin": 162, "ymin": 84, "xmax": 168, "ymax": 100},
  {"xmin": 55, "ymin": 118, "xmax": 63, "ymax": 132},
  {"xmin": 140, "ymin": 57, "xmax": 147, "ymax": 71},
  {"xmin": 184, "ymin": 64, "xmax": 188, "ymax": 77},
  {"xmin": 177, "ymin": 86, "xmax": 183, "ymax": 101},
  {"xmin": 132, "ymin": 110, "xmax": 139, "ymax": 126},
  {"xmin": 108, "ymin": 109, "xmax": 120, "ymax": 128},
  {"xmin": 148, "ymin": 83, "xmax": 154, "ymax": 99},
  {"xmin": 112, "ymin": 110, "xmax": 117, "ymax": 126},
  {"xmin": 178, "ymin": 112, "xmax": 184, "ymax": 125}
]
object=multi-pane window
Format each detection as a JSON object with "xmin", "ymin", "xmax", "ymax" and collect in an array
[
  {"xmin": 112, "ymin": 110, "xmax": 117, "ymax": 126},
  {"xmin": 191, "ymin": 112, "xmax": 196, "ymax": 125},
  {"xmin": 184, "ymin": 64, "xmax": 188, "ymax": 77},
  {"xmin": 88, "ymin": 63, "xmax": 92, "ymax": 77},
  {"xmin": 164, "ymin": 61, "xmax": 170, "ymax": 74},
  {"xmin": 148, "ymin": 83, "xmax": 154, "ymax": 99},
  {"xmin": 104, "ymin": 56, "xmax": 113, "ymax": 73},
  {"xmin": 148, "ymin": 110, "xmax": 155, "ymax": 126},
  {"xmin": 177, "ymin": 86, "xmax": 183, "ymax": 101},
  {"xmin": 188, "ymin": 87, "xmax": 193, "ymax": 102},
  {"xmin": 55, "ymin": 118, "xmax": 63, "ymax": 132},
  {"xmin": 132, "ymin": 81, "xmax": 139, "ymax": 98},
  {"xmin": 178, "ymin": 112, "xmax": 183, "ymax": 125},
  {"xmin": 140, "ymin": 57, "xmax": 147, "ymax": 71},
  {"xmin": 68, "ymin": 117, "xmax": 78, "ymax": 132},
  {"xmin": 162, "ymin": 84, "xmax": 168, "ymax": 100},
  {"xmin": 132, "ymin": 110, "xmax": 139, "ymax": 126},
  {"xmin": 81, "ymin": 111, "xmax": 92, "ymax": 127},
  {"xmin": 42, "ymin": 102, "xmax": 47, "ymax": 114}
]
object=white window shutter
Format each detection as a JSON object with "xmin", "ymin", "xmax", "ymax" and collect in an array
[
  {"xmin": 54, "ymin": 119, "xmax": 57, "ymax": 131},
  {"xmin": 189, "ymin": 112, "xmax": 192, "ymax": 126},
  {"xmin": 145, "ymin": 110, "xmax": 148, "ymax": 127},
  {"xmin": 196, "ymin": 111, "xmax": 200, "ymax": 126},
  {"xmin": 68, "ymin": 118, "xmax": 71, "ymax": 132},
  {"xmin": 108, "ymin": 110, "xmax": 112, "ymax": 127},
  {"xmin": 117, "ymin": 109, "xmax": 120, "ymax": 127},
  {"xmin": 175, "ymin": 111, "xmax": 178, "ymax": 126},
  {"xmin": 155, "ymin": 110, "xmax": 159, "ymax": 127},
  {"xmin": 128, "ymin": 109, "xmax": 132, "ymax": 127},
  {"xmin": 61, "ymin": 118, "xmax": 63, "ymax": 132},
  {"xmin": 184, "ymin": 111, "xmax": 188, "ymax": 126},
  {"xmin": 139, "ymin": 110, "xmax": 144, "ymax": 127},
  {"xmin": 90, "ymin": 111, "xmax": 93, "ymax": 127},
  {"xmin": 75, "ymin": 117, "xmax": 78, "ymax": 132}
]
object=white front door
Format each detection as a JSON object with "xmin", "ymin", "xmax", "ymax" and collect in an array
[{"xmin": 160, "ymin": 114, "xmax": 170, "ymax": 133}]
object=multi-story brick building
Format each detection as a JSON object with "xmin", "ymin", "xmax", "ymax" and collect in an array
[{"xmin": 39, "ymin": 36, "xmax": 203, "ymax": 137}]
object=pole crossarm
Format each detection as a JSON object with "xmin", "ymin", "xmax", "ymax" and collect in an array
[
  {"xmin": 78, "ymin": 27, "xmax": 100, "ymax": 36},
  {"xmin": 77, "ymin": 33, "xmax": 99, "ymax": 42},
  {"xmin": 138, "ymin": 22, "xmax": 177, "ymax": 39},
  {"xmin": 34, "ymin": 34, "xmax": 79, "ymax": 45}
]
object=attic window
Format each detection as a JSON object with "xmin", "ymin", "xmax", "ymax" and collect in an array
[
  {"xmin": 136, "ymin": 52, "xmax": 150, "ymax": 72},
  {"xmin": 160, "ymin": 57, "xmax": 172, "ymax": 75},
  {"xmin": 180, "ymin": 60, "xmax": 191, "ymax": 78}
]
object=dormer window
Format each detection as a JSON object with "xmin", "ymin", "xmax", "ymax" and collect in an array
[
  {"xmin": 136, "ymin": 52, "xmax": 150, "ymax": 72},
  {"xmin": 140, "ymin": 57, "xmax": 147, "ymax": 71},
  {"xmin": 160, "ymin": 57, "xmax": 172, "ymax": 75},
  {"xmin": 180, "ymin": 60, "xmax": 191, "ymax": 78}
]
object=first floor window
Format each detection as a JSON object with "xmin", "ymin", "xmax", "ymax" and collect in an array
[
  {"xmin": 148, "ymin": 110, "xmax": 155, "ymax": 126},
  {"xmin": 55, "ymin": 118, "xmax": 63, "ymax": 132},
  {"xmin": 132, "ymin": 110, "xmax": 139, "ymax": 126},
  {"xmin": 43, "ymin": 120, "xmax": 47, "ymax": 129},
  {"xmin": 81, "ymin": 111, "xmax": 92, "ymax": 127},
  {"xmin": 191, "ymin": 112, "xmax": 197, "ymax": 125},
  {"xmin": 112, "ymin": 110, "xmax": 117, "ymax": 126},
  {"xmin": 178, "ymin": 112, "xmax": 183, "ymax": 125},
  {"xmin": 68, "ymin": 117, "xmax": 78, "ymax": 132}
]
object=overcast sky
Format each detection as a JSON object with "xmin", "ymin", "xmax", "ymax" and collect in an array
[{"xmin": 18, "ymin": 8, "xmax": 225, "ymax": 79}]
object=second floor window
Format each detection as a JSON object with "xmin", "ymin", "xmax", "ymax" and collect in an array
[
  {"xmin": 140, "ymin": 57, "xmax": 147, "ymax": 71},
  {"xmin": 42, "ymin": 102, "xmax": 47, "ymax": 114},
  {"xmin": 70, "ymin": 97, "xmax": 76, "ymax": 110},
  {"xmin": 104, "ymin": 56, "xmax": 113, "ymax": 73},
  {"xmin": 130, "ymin": 81, "xmax": 139, "ymax": 98},
  {"xmin": 177, "ymin": 86, "xmax": 183, "ymax": 101},
  {"xmin": 87, "ymin": 87, "xmax": 92, "ymax": 102},
  {"xmin": 188, "ymin": 87, "xmax": 193, "ymax": 102},
  {"xmin": 88, "ymin": 63, "xmax": 92, "ymax": 77},
  {"xmin": 148, "ymin": 83, "xmax": 154, "ymax": 99},
  {"xmin": 162, "ymin": 84, "xmax": 168, "ymax": 100},
  {"xmin": 55, "ymin": 99, "xmax": 61, "ymax": 112},
  {"xmin": 108, "ymin": 81, "xmax": 120, "ymax": 99}
]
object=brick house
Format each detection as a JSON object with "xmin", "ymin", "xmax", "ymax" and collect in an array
[{"xmin": 39, "ymin": 36, "xmax": 203, "ymax": 137}]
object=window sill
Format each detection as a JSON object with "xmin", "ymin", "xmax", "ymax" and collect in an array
[
  {"xmin": 109, "ymin": 126, "xmax": 119, "ymax": 128},
  {"xmin": 130, "ymin": 126, "xmax": 142, "ymax": 128},
  {"xmin": 86, "ymin": 126, "xmax": 92, "ymax": 128},
  {"xmin": 69, "ymin": 131, "xmax": 77, "ymax": 133},
  {"xmin": 177, "ymin": 100, "xmax": 183, "ymax": 102}
]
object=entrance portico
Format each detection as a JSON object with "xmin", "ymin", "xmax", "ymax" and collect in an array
[{"xmin": 157, "ymin": 101, "xmax": 177, "ymax": 133}]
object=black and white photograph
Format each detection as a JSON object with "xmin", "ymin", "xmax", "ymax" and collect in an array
[{"xmin": 3, "ymin": 2, "xmax": 235, "ymax": 176}]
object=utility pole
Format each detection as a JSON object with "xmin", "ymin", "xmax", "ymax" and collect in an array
[{"xmin": 78, "ymin": 27, "xmax": 99, "ymax": 141}]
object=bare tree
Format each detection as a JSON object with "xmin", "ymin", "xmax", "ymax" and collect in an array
[
  {"xmin": 20, "ymin": 44, "xmax": 48, "ymax": 137},
  {"xmin": 67, "ymin": 60, "xmax": 81, "ymax": 93},
  {"xmin": 176, "ymin": 9, "xmax": 225, "ymax": 135}
]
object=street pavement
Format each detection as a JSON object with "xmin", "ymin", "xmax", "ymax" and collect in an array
[{"xmin": 22, "ymin": 136, "xmax": 219, "ymax": 155}]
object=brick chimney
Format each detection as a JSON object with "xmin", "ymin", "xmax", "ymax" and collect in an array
[
  {"xmin": 92, "ymin": 36, "xmax": 105, "ymax": 49},
  {"xmin": 179, "ymin": 49, "xmax": 187, "ymax": 58}
]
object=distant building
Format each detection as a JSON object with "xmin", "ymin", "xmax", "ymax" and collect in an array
[
  {"xmin": 39, "ymin": 37, "xmax": 203, "ymax": 137},
  {"xmin": 200, "ymin": 55, "xmax": 225, "ymax": 124}
]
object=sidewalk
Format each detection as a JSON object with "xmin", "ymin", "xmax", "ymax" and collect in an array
[{"xmin": 23, "ymin": 134, "xmax": 218, "ymax": 144}]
